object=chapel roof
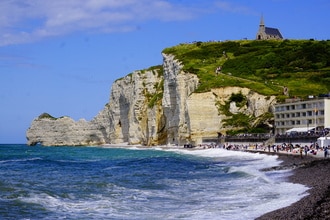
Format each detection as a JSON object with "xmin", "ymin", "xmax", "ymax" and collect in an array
[{"xmin": 265, "ymin": 27, "xmax": 283, "ymax": 38}]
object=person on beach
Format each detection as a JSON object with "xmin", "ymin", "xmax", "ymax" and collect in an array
[
  {"xmin": 324, "ymin": 146, "xmax": 328, "ymax": 158},
  {"xmin": 304, "ymin": 145, "xmax": 309, "ymax": 156}
]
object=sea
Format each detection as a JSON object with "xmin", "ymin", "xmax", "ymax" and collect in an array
[{"xmin": 0, "ymin": 144, "xmax": 309, "ymax": 220}]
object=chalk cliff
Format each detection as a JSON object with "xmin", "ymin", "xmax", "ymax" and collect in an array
[{"xmin": 26, "ymin": 53, "xmax": 276, "ymax": 146}]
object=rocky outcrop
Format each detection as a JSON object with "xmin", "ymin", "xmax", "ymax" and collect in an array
[
  {"xmin": 26, "ymin": 53, "xmax": 276, "ymax": 146},
  {"xmin": 183, "ymin": 87, "xmax": 276, "ymax": 145},
  {"xmin": 26, "ymin": 110, "xmax": 111, "ymax": 146},
  {"xmin": 105, "ymin": 69, "xmax": 166, "ymax": 145},
  {"xmin": 27, "ymin": 68, "xmax": 166, "ymax": 146}
]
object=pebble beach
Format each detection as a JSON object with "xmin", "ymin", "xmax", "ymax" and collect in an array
[{"xmin": 255, "ymin": 151, "xmax": 330, "ymax": 219}]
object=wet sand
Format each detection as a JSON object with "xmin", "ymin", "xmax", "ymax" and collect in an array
[{"xmin": 256, "ymin": 152, "xmax": 330, "ymax": 219}]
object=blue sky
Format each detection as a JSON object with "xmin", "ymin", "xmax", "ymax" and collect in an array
[{"xmin": 1, "ymin": 0, "xmax": 329, "ymax": 144}]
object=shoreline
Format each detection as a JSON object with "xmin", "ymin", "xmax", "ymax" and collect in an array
[
  {"xmin": 102, "ymin": 143, "xmax": 330, "ymax": 219},
  {"xmin": 255, "ymin": 151, "xmax": 330, "ymax": 219}
]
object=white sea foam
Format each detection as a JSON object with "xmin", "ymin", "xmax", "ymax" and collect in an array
[
  {"xmin": 160, "ymin": 147, "xmax": 309, "ymax": 219},
  {"xmin": 18, "ymin": 172, "xmax": 308, "ymax": 220},
  {"xmin": 8, "ymin": 145, "xmax": 309, "ymax": 220},
  {"xmin": 0, "ymin": 157, "xmax": 42, "ymax": 164},
  {"xmin": 168, "ymin": 147, "xmax": 281, "ymax": 167}
]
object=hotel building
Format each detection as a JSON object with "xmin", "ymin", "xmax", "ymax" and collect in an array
[{"xmin": 274, "ymin": 98, "xmax": 330, "ymax": 134}]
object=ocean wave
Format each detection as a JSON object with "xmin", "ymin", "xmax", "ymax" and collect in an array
[
  {"xmin": 0, "ymin": 144, "xmax": 309, "ymax": 220},
  {"xmin": 0, "ymin": 157, "xmax": 42, "ymax": 164}
]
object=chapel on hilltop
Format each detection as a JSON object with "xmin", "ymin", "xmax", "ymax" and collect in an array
[{"xmin": 256, "ymin": 15, "xmax": 283, "ymax": 40}]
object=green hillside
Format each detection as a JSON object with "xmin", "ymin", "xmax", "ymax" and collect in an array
[{"xmin": 163, "ymin": 39, "xmax": 330, "ymax": 101}]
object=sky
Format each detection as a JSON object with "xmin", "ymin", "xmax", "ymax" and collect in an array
[{"xmin": 1, "ymin": 0, "xmax": 329, "ymax": 144}]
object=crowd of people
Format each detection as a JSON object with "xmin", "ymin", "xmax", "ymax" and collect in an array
[
  {"xmin": 196, "ymin": 141, "xmax": 330, "ymax": 158},
  {"xmin": 276, "ymin": 128, "xmax": 329, "ymax": 138}
]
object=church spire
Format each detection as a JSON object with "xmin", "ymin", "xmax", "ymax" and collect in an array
[
  {"xmin": 260, "ymin": 14, "xmax": 265, "ymax": 27},
  {"xmin": 256, "ymin": 14, "xmax": 283, "ymax": 40}
]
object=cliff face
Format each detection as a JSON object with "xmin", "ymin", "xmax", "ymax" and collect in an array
[
  {"xmin": 105, "ymin": 69, "xmax": 166, "ymax": 145},
  {"xmin": 26, "ymin": 115, "xmax": 110, "ymax": 146},
  {"xmin": 26, "ymin": 53, "xmax": 276, "ymax": 146},
  {"xmin": 162, "ymin": 53, "xmax": 199, "ymax": 145},
  {"xmin": 27, "ymin": 68, "xmax": 165, "ymax": 146}
]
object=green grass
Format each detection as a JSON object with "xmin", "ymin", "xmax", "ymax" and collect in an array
[
  {"xmin": 161, "ymin": 39, "xmax": 330, "ymax": 133},
  {"xmin": 38, "ymin": 113, "xmax": 57, "ymax": 120},
  {"xmin": 162, "ymin": 39, "xmax": 330, "ymax": 100}
]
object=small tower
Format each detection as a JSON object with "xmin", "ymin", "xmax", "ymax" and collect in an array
[
  {"xmin": 256, "ymin": 15, "xmax": 283, "ymax": 40},
  {"xmin": 259, "ymin": 15, "xmax": 265, "ymax": 34}
]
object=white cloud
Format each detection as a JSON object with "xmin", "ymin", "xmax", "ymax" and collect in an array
[{"xmin": 0, "ymin": 0, "xmax": 199, "ymax": 46}]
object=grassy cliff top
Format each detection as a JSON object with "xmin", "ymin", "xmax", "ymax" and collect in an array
[{"xmin": 162, "ymin": 39, "xmax": 330, "ymax": 100}]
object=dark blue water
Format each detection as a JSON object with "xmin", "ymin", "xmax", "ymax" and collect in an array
[{"xmin": 0, "ymin": 144, "xmax": 308, "ymax": 219}]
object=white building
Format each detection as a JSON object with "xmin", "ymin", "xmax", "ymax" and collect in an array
[{"xmin": 274, "ymin": 98, "xmax": 330, "ymax": 134}]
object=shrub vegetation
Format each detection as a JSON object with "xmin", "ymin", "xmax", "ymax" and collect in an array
[
  {"xmin": 38, "ymin": 113, "xmax": 57, "ymax": 120},
  {"xmin": 163, "ymin": 40, "xmax": 330, "ymax": 133},
  {"xmin": 162, "ymin": 39, "xmax": 330, "ymax": 100}
]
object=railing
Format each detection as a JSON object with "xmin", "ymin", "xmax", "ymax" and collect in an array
[
  {"xmin": 224, "ymin": 133, "xmax": 271, "ymax": 143},
  {"xmin": 202, "ymin": 133, "xmax": 272, "ymax": 144},
  {"xmin": 275, "ymin": 133, "xmax": 321, "ymax": 143},
  {"xmin": 202, "ymin": 132, "xmax": 325, "ymax": 144}
]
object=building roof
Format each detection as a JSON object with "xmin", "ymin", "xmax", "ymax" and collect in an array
[{"xmin": 265, "ymin": 27, "xmax": 283, "ymax": 38}]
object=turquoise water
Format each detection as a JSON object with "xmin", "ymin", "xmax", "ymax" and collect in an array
[{"xmin": 0, "ymin": 144, "xmax": 308, "ymax": 219}]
